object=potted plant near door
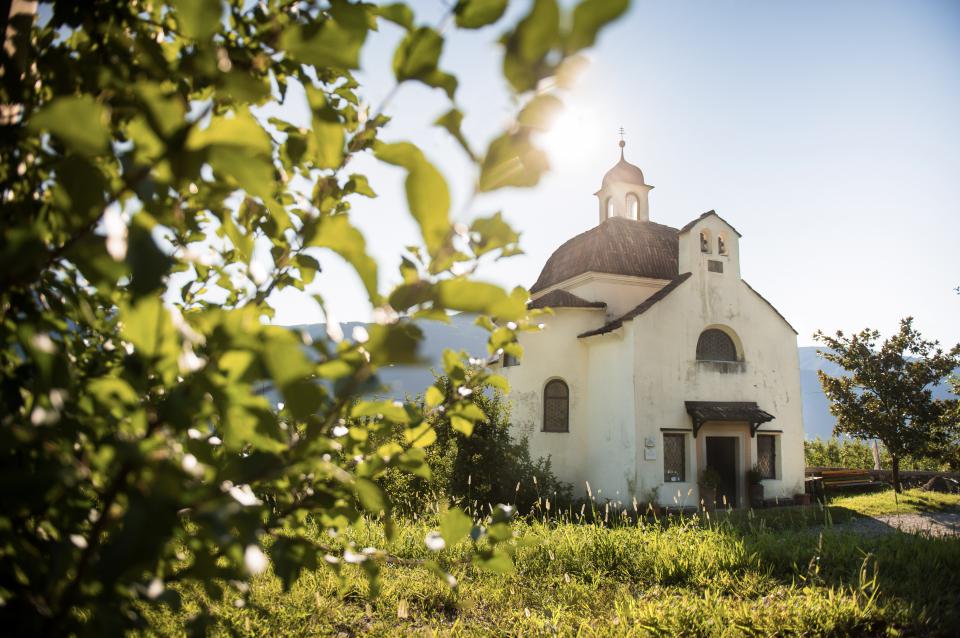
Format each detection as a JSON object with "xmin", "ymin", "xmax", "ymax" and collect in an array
[
  {"xmin": 747, "ymin": 465, "xmax": 765, "ymax": 509},
  {"xmin": 699, "ymin": 467, "xmax": 722, "ymax": 511}
]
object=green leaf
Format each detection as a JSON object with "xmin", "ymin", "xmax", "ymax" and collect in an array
[
  {"xmin": 186, "ymin": 109, "xmax": 271, "ymax": 155},
  {"xmin": 392, "ymin": 27, "xmax": 456, "ymax": 98},
  {"xmin": 486, "ymin": 374, "xmax": 510, "ymax": 393},
  {"xmin": 306, "ymin": 87, "xmax": 345, "ymax": 169},
  {"xmin": 518, "ymin": 94, "xmax": 563, "ymax": 132},
  {"xmin": 171, "ymin": 0, "xmax": 222, "ymax": 40},
  {"xmin": 403, "ymin": 422, "xmax": 436, "ymax": 448},
  {"xmin": 281, "ymin": 379, "xmax": 324, "ymax": 420},
  {"xmin": 376, "ymin": 3, "xmax": 414, "ymax": 31},
  {"xmin": 312, "ymin": 118, "xmax": 345, "ymax": 170},
  {"xmin": 450, "ymin": 415, "xmax": 473, "ymax": 436},
  {"xmin": 425, "ymin": 385, "xmax": 444, "ymax": 407},
  {"xmin": 439, "ymin": 508, "xmax": 473, "ymax": 545},
  {"xmin": 346, "ymin": 174, "xmax": 376, "ymax": 197},
  {"xmin": 395, "ymin": 447, "xmax": 431, "ymax": 480},
  {"xmin": 351, "ymin": 400, "xmax": 411, "ymax": 424},
  {"xmin": 219, "ymin": 212, "xmax": 254, "ymax": 261},
  {"xmin": 365, "ymin": 322, "xmax": 423, "ymax": 365},
  {"xmin": 375, "ymin": 142, "xmax": 450, "ymax": 256},
  {"xmin": 295, "ymin": 254, "xmax": 320, "ymax": 284},
  {"xmin": 420, "ymin": 70, "xmax": 458, "ymax": 100},
  {"xmin": 565, "ymin": 0, "xmax": 630, "ymax": 54},
  {"xmin": 478, "ymin": 132, "xmax": 549, "ymax": 192},
  {"xmin": 501, "ymin": 0, "xmax": 559, "ymax": 92},
  {"xmin": 469, "ymin": 212, "xmax": 520, "ymax": 256},
  {"xmin": 89, "ymin": 377, "xmax": 139, "ymax": 408},
  {"xmin": 355, "ymin": 478, "xmax": 387, "ymax": 514},
  {"xmin": 271, "ymin": 538, "xmax": 319, "ymax": 592},
  {"xmin": 223, "ymin": 404, "xmax": 287, "ymax": 453},
  {"xmin": 127, "ymin": 218, "xmax": 172, "ymax": 297},
  {"xmin": 51, "ymin": 156, "xmax": 107, "ymax": 222},
  {"xmin": 208, "ymin": 146, "xmax": 275, "ymax": 201},
  {"xmin": 436, "ymin": 279, "xmax": 515, "ymax": 316},
  {"xmin": 393, "ymin": 27, "xmax": 442, "ymax": 81},
  {"xmin": 280, "ymin": 5, "xmax": 370, "ymax": 70},
  {"xmin": 474, "ymin": 548, "xmax": 515, "ymax": 574},
  {"xmin": 29, "ymin": 96, "xmax": 110, "ymax": 156},
  {"xmin": 442, "ymin": 349, "xmax": 466, "ymax": 382},
  {"xmin": 454, "ymin": 0, "xmax": 508, "ymax": 29},
  {"xmin": 451, "ymin": 403, "xmax": 485, "ymax": 423},
  {"xmin": 486, "ymin": 521, "xmax": 513, "ymax": 542},
  {"xmin": 261, "ymin": 328, "xmax": 315, "ymax": 389},
  {"xmin": 512, "ymin": 0, "xmax": 559, "ymax": 62},
  {"xmin": 434, "ymin": 109, "xmax": 476, "ymax": 161},
  {"xmin": 120, "ymin": 296, "xmax": 175, "ymax": 360},
  {"xmin": 306, "ymin": 215, "xmax": 378, "ymax": 302},
  {"xmin": 134, "ymin": 81, "xmax": 187, "ymax": 138}
]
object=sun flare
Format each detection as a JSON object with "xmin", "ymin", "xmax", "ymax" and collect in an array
[{"xmin": 539, "ymin": 99, "xmax": 608, "ymax": 169}]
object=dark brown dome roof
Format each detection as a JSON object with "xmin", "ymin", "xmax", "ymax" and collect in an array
[{"xmin": 530, "ymin": 217, "xmax": 679, "ymax": 293}]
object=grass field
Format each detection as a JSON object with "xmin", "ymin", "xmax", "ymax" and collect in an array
[{"xmin": 144, "ymin": 489, "xmax": 960, "ymax": 636}]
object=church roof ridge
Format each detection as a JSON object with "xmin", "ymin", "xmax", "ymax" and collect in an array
[
  {"xmin": 678, "ymin": 210, "xmax": 743, "ymax": 237},
  {"xmin": 578, "ymin": 272, "xmax": 693, "ymax": 338}
]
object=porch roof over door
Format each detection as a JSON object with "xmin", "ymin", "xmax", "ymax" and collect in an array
[{"xmin": 684, "ymin": 401, "xmax": 775, "ymax": 438}]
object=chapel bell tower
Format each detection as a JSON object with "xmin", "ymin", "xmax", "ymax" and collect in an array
[{"xmin": 594, "ymin": 138, "xmax": 653, "ymax": 224}]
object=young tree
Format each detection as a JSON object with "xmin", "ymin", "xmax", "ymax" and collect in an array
[
  {"xmin": 814, "ymin": 318, "xmax": 960, "ymax": 492},
  {"xmin": 0, "ymin": 0, "xmax": 628, "ymax": 633}
]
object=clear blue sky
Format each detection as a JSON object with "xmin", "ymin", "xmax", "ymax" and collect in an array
[{"xmin": 268, "ymin": 0, "xmax": 960, "ymax": 348}]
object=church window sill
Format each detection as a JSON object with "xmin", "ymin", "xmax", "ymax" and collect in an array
[{"xmin": 696, "ymin": 360, "xmax": 745, "ymax": 374}]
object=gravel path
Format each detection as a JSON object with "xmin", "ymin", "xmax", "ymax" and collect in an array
[{"xmin": 836, "ymin": 511, "xmax": 960, "ymax": 537}]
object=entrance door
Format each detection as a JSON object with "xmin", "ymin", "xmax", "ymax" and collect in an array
[{"xmin": 705, "ymin": 436, "xmax": 738, "ymax": 508}]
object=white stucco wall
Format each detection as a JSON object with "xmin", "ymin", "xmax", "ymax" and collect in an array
[
  {"xmin": 500, "ymin": 308, "xmax": 609, "ymax": 495},
  {"xmin": 562, "ymin": 273, "xmax": 668, "ymax": 318},
  {"xmin": 627, "ymin": 270, "xmax": 805, "ymax": 508}
]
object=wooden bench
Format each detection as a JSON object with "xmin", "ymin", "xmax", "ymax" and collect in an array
[{"xmin": 819, "ymin": 469, "xmax": 884, "ymax": 491}]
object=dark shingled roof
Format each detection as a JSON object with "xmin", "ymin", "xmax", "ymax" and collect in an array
[
  {"xmin": 678, "ymin": 210, "xmax": 742, "ymax": 237},
  {"xmin": 528, "ymin": 290, "xmax": 606, "ymax": 310},
  {"xmin": 684, "ymin": 401, "xmax": 774, "ymax": 423},
  {"xmin": 531, "ymin": 217, "xmax": 679, "ymax": 294},
  {"xmin": 578, "ymin": 272, "xmax": 692, "ymax": 338}
]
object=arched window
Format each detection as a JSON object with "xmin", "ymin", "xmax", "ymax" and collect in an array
[
  {"xmin": 718, "ymin": 235, "xmax": 727, "ymax": 255},
  {"xmin": 543, "ymin": 379, "xmax": 569, "ymax": 432},
  {"xmin": 699, "ymin": 230, "xmax": 711, "ymax": 253},
  {"xmin": 696, "ymin": 329, "xmax": 738, "ymax": 362},
  {"xmin": 605, "ymin": 197, "xmax": 614, "ymax": 220},
  {"xmin": 627, "ymin": 193, "xmax": 639, "ymax": 220}
]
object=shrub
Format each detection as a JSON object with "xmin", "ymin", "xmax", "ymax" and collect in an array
[
  {"xmin": 804, "ymin": 437, "xmax": 949, "ymax": 471},
  {"xmin": 380, "ymin": 374, "xmax": 571, "ymax": 515}
]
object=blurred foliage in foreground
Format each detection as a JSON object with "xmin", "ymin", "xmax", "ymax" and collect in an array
[{"xmin": 0, "ymin": 0, "xmax": 628, "ymax": 633}]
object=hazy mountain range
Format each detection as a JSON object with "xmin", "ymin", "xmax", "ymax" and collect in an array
[{"xmin": 298, "ymin": 315, "xmax": 956, "ymax": 440}]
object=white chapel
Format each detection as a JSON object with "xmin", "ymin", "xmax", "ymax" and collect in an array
[{"xmin": 500, "ymin": 142, "xmax": 806, "ymax": 508}]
